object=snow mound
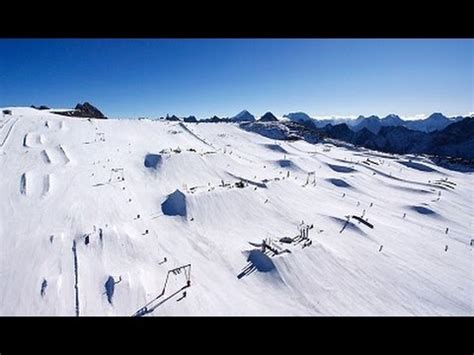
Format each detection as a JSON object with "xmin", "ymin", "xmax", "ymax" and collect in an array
[
  {"xmin": 326, "ymin": 163, "xmax": 357, "ymax": 173},
  {"xmin": 326, "ymin": 178, "xmax": 352, "ymax": 188},
  {"xmin": 105, "ymin": 276, "xmax": 116, "ymax": 304},
  {"xmin": 398, "ymin": 161, "xmax": 438, "ymax": 173},
  {"xmin": 409, "ymin": 205, "xmax": 437, "ymax": 215},
  {"xmin": 247, "ymin": 250, "xmax": 276, "ymax": 272},
  {"xmin": 391, "ymin": 185, "xmax": 432, "ymax": 194},
  {"xmin": 144, "ymin": 154, "xmax": 162, "ymax": 169},
  {"xmin": 263, "ymin": 144, "xmax": 288, "ymax": 154},
  {"xmin": 161, "ymin": 189, "xmax": 187, "ymax": 217},
  {"xmin": 275, "ymin": 159, "xmax": 300, "ymax": 170},
  {"xmin": 329, "ymin": 216, "xmax": 366, "ymax": 235}
]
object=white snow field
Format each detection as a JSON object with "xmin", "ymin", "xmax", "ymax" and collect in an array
[{"xmin": 0, "ymin": 107, "xmax": 472, "ymax": 316}]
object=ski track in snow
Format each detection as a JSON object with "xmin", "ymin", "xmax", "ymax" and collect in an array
[
  {"xmin": 57, "ymin": 145, "xmax": 71, "ymax": 165},
  {"xmin": 42, "ymin": 174, "xmax": 51, "ymax": 197},
  {"xmin": 0, "ymin": 107, "xmax": 473, "ymax": 316},
  {"xmin": 41, "ymin": 150, "xmax": 52, "ymax": 164},
  {"xmin": 0, "ymin": 117, "xmax": 19, "ymax": 147}
]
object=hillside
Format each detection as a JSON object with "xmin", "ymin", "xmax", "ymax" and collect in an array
[{"xmin": 0, "ymin": 107, "xmax": 472, "ymax": 316}]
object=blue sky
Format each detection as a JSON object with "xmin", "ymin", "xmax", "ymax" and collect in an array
[{"xmin": 0, "ymin": 39, "xmax": 472, "ymax": 119}]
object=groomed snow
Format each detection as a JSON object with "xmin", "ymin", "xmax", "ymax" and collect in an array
[{"xmin": 0, "ymin": 107, "xmax": 472, "ymax": 316}]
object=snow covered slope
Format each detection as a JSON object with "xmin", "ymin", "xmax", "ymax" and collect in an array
[{"xmin": 0, "ymin": 107, "xmax": 472, "ymax": 316}]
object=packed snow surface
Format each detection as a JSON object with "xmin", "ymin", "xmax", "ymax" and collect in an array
[{"xmin": 0, "ymin": 107, "xmax": 472, "ymax": 316}]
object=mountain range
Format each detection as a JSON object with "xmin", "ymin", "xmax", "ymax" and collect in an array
[
  {"xmin": 283, "ymin": 112, "xmax": 466, "ymax": 134},
  {"xmin": 241, "ymin": 116, "xmax": 474, "ymax": 163}
]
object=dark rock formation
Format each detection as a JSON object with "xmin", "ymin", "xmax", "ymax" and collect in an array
[
  {"xmin": 53, "ymin": 102, "xmax": 107, "ymax": 119},
  {"xmin": 199, "ymin": 115, "xmax": 232, "ymax": 123},
  {"xmin": 165, "ymin": 114, "xmax": 181, "ymax": 121},
  {"xmin": 259, "ymin": 112, "xmax": 278, "ymax": 122},
  {"xmin": 183, "ymin": 115, "xmax": 197, "ymax": 122},
  {"xmin": 75, "ymin": 102, "xmax": 106, "ymax": 118},
  {"xmin": 232, "ymin": 110, "xmax": 255, "ymax": 122},
  {"xmin": 31, "ymin": 105, "xmax": 50, "ymax": 110},
  {"xmin": 241, "ymin": 115, "xmax": 474, "ymax": 162}
]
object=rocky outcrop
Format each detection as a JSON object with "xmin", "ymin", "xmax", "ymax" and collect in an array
[
  {"xmin": 53, "ymin": 102, "xmax": 107, "ymax": 119},
  {"xmin": 232, "ymin": 110, "xmax": 255, "ymax": 122},
  {"xmin": 259, "ymin": 112, "xmax": 278, "ymax": 122},
  {"xmin": 200, "ymin": 116, "xmax": 232, "ymax": 123},
  {"xmin": 31, "ymin": 105, "xmax": 50, "ymax": 110},
  {"xmin": 183, "ymin": 116, "xmax": 197, "ymax": 122},
  {"xmin": 165, "ymin": 114, "xmax": 181, "ymax": 121},
  {"xmin": 75, "ymin": 102, "xmax": 106, "ymax": 119}
]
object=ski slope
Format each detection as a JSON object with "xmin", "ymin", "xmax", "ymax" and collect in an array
[{"xmin": 0, "ymin": 107, "xmax": 472, "ymax": 316}]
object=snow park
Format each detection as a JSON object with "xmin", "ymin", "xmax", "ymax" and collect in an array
[
  {"xmin": 0, "ymin": 105, "xmax": 472, "ymax": 316},
  {"xmin": 0, "ymin": 39, "xmax": 472, "ymax": 317}
]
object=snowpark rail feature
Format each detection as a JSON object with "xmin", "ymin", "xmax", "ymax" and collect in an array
[
  {"xmin": 72, "ymin": 240, "xmax": 80, "ymax": 316},
  {"xmin": 238, "ymin": 223, "xmax": 314, "ymax": 279},
  {"xmin": 132, "ymin": 264, "xmax": 191, "ymax": 317}
]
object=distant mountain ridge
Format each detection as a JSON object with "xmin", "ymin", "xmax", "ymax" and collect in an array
[
  {"xmin": 232, "ymin": 110, "xmax": 255, "ymax": 122},
  {"xmin": 259, "ymin": 112, "xmax": 279, "ymax": 122},
  {"xmin": 241, "ymin": 116, "xmax": 474, "ymax": 162},
  {"xmin": 283, "ymin": 112, "xmax": 465, "ymax": 133}
]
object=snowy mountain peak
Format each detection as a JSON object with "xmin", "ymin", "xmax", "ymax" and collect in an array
[
  {"xmin": 283, "ymin": 112, "xmax": 313, "ymax": 123},
  {"xmin": 232, "ymin": 110, "xmax": 255, "ymax": 122},
  {"xmin": 426, "ymin": 112, "xmax": 448, "ymax": 121},
  {"xmin": 405, "ymin": 113, "xmax": 452, "ymax": 132},
  {"xmin": 259, "ymin": 112, "xmax": 279, "ymax": 122},
  {"xmin": 352, "ymin": 116, "xmax": 382, "ymax": 134},
  {"xmin": 381, "ymin": 114, "xmax": 404, "ymax": 127}
]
